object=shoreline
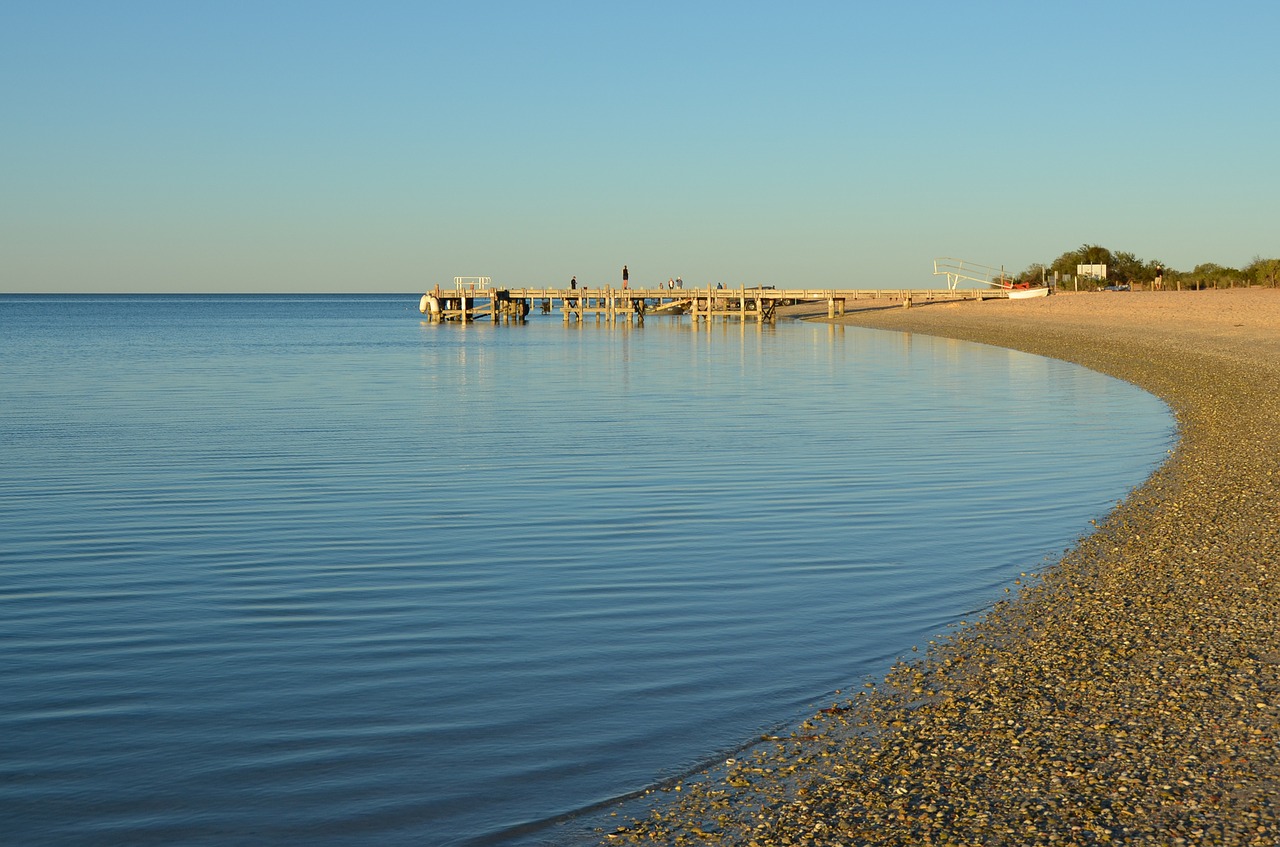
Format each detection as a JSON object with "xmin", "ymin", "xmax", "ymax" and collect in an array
[{"xmin": 608, "ymin": 289, "xmax": 1280, "ymax": 844}]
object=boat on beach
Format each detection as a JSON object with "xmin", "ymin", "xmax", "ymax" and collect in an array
[
  {"xmin": 996, "ymin": 273, "xmax": 1051, "ymax": 299},
  {"xmin": 1005, "ymin": 285, "xmax": 1050, "ymax": 299}
]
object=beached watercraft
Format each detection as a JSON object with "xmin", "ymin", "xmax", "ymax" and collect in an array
[{"xmin": 1006, "ymin": 286, "xmax": 1050, "ymax": 299}]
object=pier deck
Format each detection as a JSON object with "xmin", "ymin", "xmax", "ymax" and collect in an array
[{"xmin": 418, "ymin": 286, "xmax": 1009, "ymax": 323}]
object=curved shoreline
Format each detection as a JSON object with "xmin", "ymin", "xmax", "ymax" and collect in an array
[{"xmin": 607, "ymin": 290, "xmax": 1280, "ymax": 844}]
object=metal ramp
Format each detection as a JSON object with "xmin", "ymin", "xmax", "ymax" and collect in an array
[
  {"xmin": 650, "ymin": 298, "xmax": 690, "ymax": 313},
  {"xmin": 933, "ymin": 258, "xmax": 1015, "ymax": 290}
]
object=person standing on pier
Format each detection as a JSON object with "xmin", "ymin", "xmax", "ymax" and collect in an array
[
  {"xmin": 622, "ymin": 265, "xmax": 628, "ymax": 288},
  {"xmin": 571, "ymin": 276, "xmax": 577, "ymax": 290}
]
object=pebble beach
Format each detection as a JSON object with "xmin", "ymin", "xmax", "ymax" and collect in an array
[{"xmin": 604, "ymin": 289, "xmax": 1280, "ymax": 845}]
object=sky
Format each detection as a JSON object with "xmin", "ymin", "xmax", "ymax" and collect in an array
[{"xmin": 3, "ymin": 1, "xmax": 1278, "ymax": 293}]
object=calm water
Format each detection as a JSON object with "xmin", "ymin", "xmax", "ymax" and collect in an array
[{"xmin": 0, "ymin": 294, "xmax": 1172, "ymax": 846}]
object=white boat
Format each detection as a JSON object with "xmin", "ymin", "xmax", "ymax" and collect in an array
[{"xmin": 1006, "ymin": 286, "xmax": 1050, "ymax": 299}]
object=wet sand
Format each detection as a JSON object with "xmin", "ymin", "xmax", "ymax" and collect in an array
[{"xmin": 607, "ymin": 289, "xmax": 1280, "ymax": 845}]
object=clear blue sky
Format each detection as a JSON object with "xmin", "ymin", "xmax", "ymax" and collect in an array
[{"xmin": 3, "ymin": 1, "xmax": 1277, "ymax": 292}]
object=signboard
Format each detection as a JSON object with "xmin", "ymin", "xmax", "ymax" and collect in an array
[{"xmin": 1076, "ymin": 264, "xmax": 1108, "ymax": 280}]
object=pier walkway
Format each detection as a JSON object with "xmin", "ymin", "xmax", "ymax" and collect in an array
[{"xmin": 418, "ymin": 283, "xmax": 1008, "ymax": 324}]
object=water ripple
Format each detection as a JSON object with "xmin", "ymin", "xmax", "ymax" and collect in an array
[{"xmin": 0, "ymin": 295, "xmax": 1173, "ymax": 846}]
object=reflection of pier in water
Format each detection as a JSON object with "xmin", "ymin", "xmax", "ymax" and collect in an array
[{"xmin": 419, "ymin": 280, "xmax": 1007, "ymax": 324}]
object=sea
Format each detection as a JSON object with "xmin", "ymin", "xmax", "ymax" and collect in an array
[{"xmin": 0, "ymin": 294, "xmax": 1174, "ymax": 846}]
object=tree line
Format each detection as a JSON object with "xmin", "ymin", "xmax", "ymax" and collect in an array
[{"xmin": 1019, "ymin": 245, "xmax": 1280, "ymax": 290}]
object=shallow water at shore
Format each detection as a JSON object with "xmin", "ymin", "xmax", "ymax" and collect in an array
[
  {"xmin": 0, "ymin": 295, "xmax": 1172, "ymax": 845},
  {"xmin": 605, "ymin": 290, "xmax": 1280, "ymax": 845}
]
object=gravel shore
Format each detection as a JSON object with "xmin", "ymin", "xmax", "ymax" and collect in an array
[{"xmin": 605, "ymin": 289, "xmax": 1280, "ymax": 845}]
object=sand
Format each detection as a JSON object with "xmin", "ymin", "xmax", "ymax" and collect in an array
[{"xmin": 605, "ymin": 289, "xmax": 1280, "ymax": 845}]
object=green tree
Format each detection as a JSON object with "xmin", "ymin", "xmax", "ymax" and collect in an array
[
  {"xmin": 1031, "ymin": 243, "xmax": 1272, "ymax": 290},
  {"xmin": 1110, "ymin": 251, "xmax": 1144, "ymax": 284},
  {"xmin": 1185, "ymin": 263, "xmax": 1244, "ymax": 290},
  {"xmin": 1018, "ymin": 262, "xmax": 1048, "ymax": 285},
  {"xmin": 1244, "ymin": 256, "xmax": 1280, "ymax": 287},
  {"xmin": 1049, "ymin": 244, "xmax": 1114, "ymax": 285}
]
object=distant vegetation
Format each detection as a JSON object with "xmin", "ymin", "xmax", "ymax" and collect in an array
[{"xmin": 1018, "ymin": 245, "xmax": 1280, "ymax": 290}]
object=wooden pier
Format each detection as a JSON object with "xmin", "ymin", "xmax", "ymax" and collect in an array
[{"xmin": 418, "ymin": 279, "xmax": 1008, "ymax": 324}]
